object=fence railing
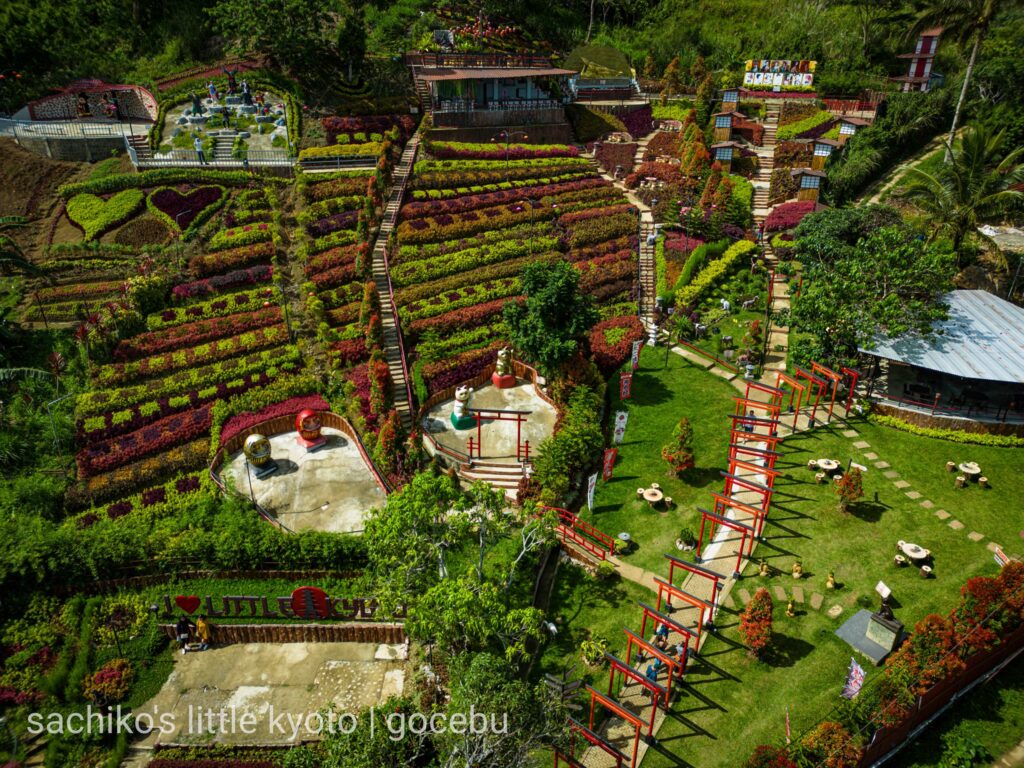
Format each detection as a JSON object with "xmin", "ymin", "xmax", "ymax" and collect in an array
[
  {"xmin": 141, "ymin": 148, "xmax": 294, "ymax": 169},
  {"xmin": 159, "ymin": 622, "xmax": 407, "ymax": 645},
  {"xmin": 545, "ymin": 506, "xmax": 615, "ymax": 560},
  {"xmin": 675, "ymin": 338, "xmax": 741, "ymax": 373},
  {"xmin": 0, "ymin": 117, "xmax": 150, "ymax": 139},
  {"xmin": 432, "ymin": 98, "xmax": 564, "ymax": 113}
]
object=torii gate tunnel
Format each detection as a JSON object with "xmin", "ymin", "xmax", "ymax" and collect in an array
[
  {"xmin": 663, "ymin": 554, "xmax": 724, "ymax": 627},
  {"xmin": 694, "ymin": 506, "xmax": 757, "ymax": 577}
]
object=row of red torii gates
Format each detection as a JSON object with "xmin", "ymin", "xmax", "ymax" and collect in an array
[{"xmin": 553, "ymin": 361, "xmax": 857, "ymax": 767}]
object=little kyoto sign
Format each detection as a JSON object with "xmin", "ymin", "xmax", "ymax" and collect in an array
[{"xmin": 159, "ymin": 587, "xmax": 406, "ymax": 621}]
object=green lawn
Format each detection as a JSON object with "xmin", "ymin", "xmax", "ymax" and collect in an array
[
  {"xmin": 580, "ymin": 346, "xmax": 741, "ymax": 575},
  {"xmin": 560, "ymin": 356, "xmax": 1021, "ymax": 766}
]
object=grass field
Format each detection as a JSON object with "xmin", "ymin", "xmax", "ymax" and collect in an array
[{"xmin": 560, "ymin": 355, "xmax": 1021, "ymax": 766}]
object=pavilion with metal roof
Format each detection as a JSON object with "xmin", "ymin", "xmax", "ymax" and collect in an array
[{"xmin": 859, "ymin": 290, "xmax": 1024, "ymax": 423}]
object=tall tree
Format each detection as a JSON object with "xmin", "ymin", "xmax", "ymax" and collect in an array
[
  {"xmin": 206, "ymin": 0, "xmax": 333, "ymax": 72},
  {"xmin": 899, "ymin": 125, "xmax": 1024, "ymax": 257},
  {"xmin": 503, "ymin": 260, "xmax": 598, "ymax": 377},
  {"xmin": 912, "ymin": 0, "xmax": 1011, "ymax": 161}
]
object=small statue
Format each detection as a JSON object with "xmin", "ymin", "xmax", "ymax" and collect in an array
[
  {"xmin": 243, "ymin": 433, "xmax": 278, "ymax": 477},
  {"xmin": 878, "ymin": 595, "xmax": 896, "ymax": 622},
  {"xmin": 295, "ymin": 408, "xmax": 326, "ymax": 449},
  {"xmin": 190, "ymin": 91, "xmax": 204, "ymax": 116},
  {"xmin": 826, "ymin": 571, "xmax": 837, "ymax": 590},
  {"xmin": 758, "ymin": 559, "xmax": 770, "ymax": 578},
  {"xmin": 492, "ymin": 346, "xmax": 515, "ymax": 388},
  {"xmin": 786, "ymin": 599, "xmax": 796, "ymax": 617},
  {"xmin": 451, "ymin": 385, "xmax": 475, "ymax": 429},
  {"xmin": 792, "ymin": 561, "xmax": 803, "ymax": 579}
]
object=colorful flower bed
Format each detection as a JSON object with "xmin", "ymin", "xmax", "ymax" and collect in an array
[
  {"xmin": 188, "ymin": 241, "xmax": 277, "ymax": 278},
  {"xmin": 422, "ymin": 141, "xmax": 580, "ymax": 160},
  {"xmin": 589, "ymin": 315, "xmax": 645, "ymax": 374},
  {"xmin": 172, "ymin": 265, "xmax": 274, "ymax": 301},
  {"xmin": 146, "ymin": 185, "xmax": 227, "ymax": 239},
  {"xmin": 764, "ymin": 200, "xmax": 820, "ymax": 233}
]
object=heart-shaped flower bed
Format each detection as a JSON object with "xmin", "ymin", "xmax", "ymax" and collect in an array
[
  {"xmin": 66, "ymin": 189, "xmax": 145, "ymax": 241},
  {"xmin": 146, "ymin": 185, "xmax": 226, "ymax": 239}
]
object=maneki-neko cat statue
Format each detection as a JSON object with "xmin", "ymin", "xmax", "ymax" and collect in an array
[
  {"xmin": 492, "ymin": 346, "xmax": 515, "ymax": 388},
  {"xmin": 451, "ymin": 385, "xmax": 476, "ymax": 430},
  {"xmin": 295, "ymin": 408, "xmax": 326, "ymax": 450},
  {"xmin": 243, "ymin": 433, "xmax": 278, "ymax": 478}
]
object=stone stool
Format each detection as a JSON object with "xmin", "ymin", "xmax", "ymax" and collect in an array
[
  {"xmin": 945, "ymin": 461, "xmax": 956, "ymax": 472},
  {"xmin": 979, "ymin": 476, "xmax": 989, "ymax": 488},
  {"xmin": 664, "ymin": 497, "xmax": 674, "ymax": 508},
  {"xmin": 955, "ymin": 475, "xmax": 966, "ymax": 489},
  {"xmin": 808, "ymin": 459, "xmax": 818, "ymax": 471},
  {"xmin": 920, "ymin": 565, "xmax": 933, "ymax": 579},
  {"xmin": 636, "ymin": 488, "xmax": 645, "ymax": 499},
  {"xmin": 651, "ymin": 483, "xmax": 660, "ymax": 490},
  {"xmin": 815, "ymin": 472, "xmax": 826, "ymax": 484},
  {"xmin": 894, "ymin": 555, "xmax": 907, "ymax": 567}
]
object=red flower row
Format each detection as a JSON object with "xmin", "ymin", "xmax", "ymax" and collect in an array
[
  {"xmin": 188, "ymin": 241, "xmax": 276, "ymax": 279},
  {"xmin": 422, "ymin": 341, "xmax": 505, "ymax": 395},
  {"xmin": 310, "ymin": 262, "xmax": 358, "ymax": 290},
  {"xmin": 172, "ymin": 265, "xmax": 274, "ymax": 301},
  {"xmin": 408, "ymin": 297, "xmax": 519, "ymax": 342},
  {"xmin": 589, "ymin": 315, "xmax": 644, "ymax": 374},
  {"xmin": 113, "ymin": 307, "xmax": 282, "ymax": 361},
  {"xmin": 764, "ymin": 200, "xmax": 819, "ymax": 233},
  {"xmin": 399, "ymin": 177, "xmax": 608, "ymax": 220},
  {"xmin": 219, "ymin": 394, "xmax": 330, "ymax": 447},
  {"xmin": 329, "ymin": 337, "xmax": 369, "ymax": 366},
  {"xmin": 424, "ymin": 141, "xmax": 579, "ymax": 160},
  {"xmin": 305, "ymin": 243, "xmax": 365, "ymax": 276},
  {"xmin": 558, "ymin": 203, "xmax": 635, "ymax": 226}
]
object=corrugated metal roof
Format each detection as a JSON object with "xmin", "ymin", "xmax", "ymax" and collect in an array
[{"xmin": 860, "ymin": 290, "xmax": 1024, "ymax": 384}]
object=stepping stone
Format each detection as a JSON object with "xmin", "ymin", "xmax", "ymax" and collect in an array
[
  {"xmin": 792, "ymin": 586, "xmax": 804, "ymax": 603},
  {"xmin": 920, "ymin": 500, "xmax": 934, "ymax": 509},
  {"xmin": 842, "ymin": 430, "xmax": 859, "ymax": 438},
  {"xmin": 826, "ymin": 604, "xmax": 843, "ymax": 619},
  {"xmin": 935, "ymin": 509, "xmax": 951, "ymax": 520},
  {"xmin": 852, "ymin": 440, "xmax": 870, "ymax": 449},
  {"xmin": 810, "ymin": 593, "xmax": 824, "ymax": 610},
  {"xmin": 949, "ymin": 520, "xmax": 965, "ymax": 530},
  {"xmin": 721, "ymin": 592, "xmax": 735, "ymax": 609},
  {"xmin": 773, "ymin": 586, "xmax": 787, "ymax": 601},
  {"xmin": 884, "ymin": 470, "xmax": 900, "ymax": 479},
  {"xmin": 863, "ymin": 452, "xmax": 878, "ymax": 460},
  {"xmin": 894, "ymin": 480, "xmax": 911, "ymax": 489},
  {"xmin": 987, "ymin": 541, "xmax": 1004, "ymax": 553},
  {"xmin": 875, "ymin": 461, "xmax": 890, "ymax": 469},
  {"xmin": 737, "ymin": 588, "xmax": 753, "ymax": 604},
  {"xmin": 905, "ymin": 490, "xmax": 922, "ymax": 499},
  {"xmin": 968, "ymin": 532, "xmax": 984, "ymax": 542}
]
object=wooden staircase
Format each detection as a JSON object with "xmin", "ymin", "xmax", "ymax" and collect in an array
[
  {"xmin": 370, "ymin": 135, "xmax": 420, "ymax": 431},
  {"xmin": 638, "ymin": 220, "xmax": 656, "ymax": 322},
  {"xmin": 125, "ymin": 133, "xmax": 151, "ymax": 160}
]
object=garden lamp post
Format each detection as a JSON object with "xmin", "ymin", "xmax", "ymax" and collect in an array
[{"xmin": 490, "ymin": 130, "xmax": 528, "ymax": 181}]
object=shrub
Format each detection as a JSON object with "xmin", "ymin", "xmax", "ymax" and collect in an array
[
  {"xmin": 799, "ymin": 721, "xmax": 862, "ymax": 768},
  {"xmin": 675, "ymin": 239, "xmax": 756, "ymax": 309},
  {"xmin": 423, "ymin": 141, "xmax": 579, "ymax": 160},
  {"xmin": 745, "ymin": 746, "xmax": 797, "ymax": 768},
  {"xmin": 776, "ymin": 110, "xmax": 834, "ymax": 141},
  {"xmin": 565, "ymin": 104, "xmax": 627, "ymax": 142},
  {"xmin": 835, "ymin": 467, "xmax": 863, "ymax": 512},
  {"xmin": 739, "ymin": 588, "xmax": 773, "ymax": 658},
  {"xmin": 66, "ymin": 190, "xmax": 145, "ymax": 240},
  {"xmin": 764, "ymin": 201, "xmax": 818, "ymax": 233},
  {"xmin": 866, "ymin": 413, "xmax": 1024, "ymax": 447},
  {"xmin": 146, "ymin": 185, "xmax": 227, "ymax": 239},
  {"xmin": 589, "ymin": 315, "xmax": 644, "ymax": 374},
  {"xmin": 661, "ymin": 417, "xmax": 695, "ymax": 476}
]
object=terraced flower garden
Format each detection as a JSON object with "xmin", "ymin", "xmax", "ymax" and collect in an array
[{"xmin": 394, "ymin": 142, "xmax": 641, "ymax": 401}]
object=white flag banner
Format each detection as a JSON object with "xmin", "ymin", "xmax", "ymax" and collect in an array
[
  {"xmin": 613, "ymin": 411, "xmax": 629, "ymax": 444},
  {"xmin": 841, "ymin": 657, "xmax": 866, "ymax": 699},
  {"xmin": 587, "ymin": 473, "xmax": 598, "ymax": 512}
]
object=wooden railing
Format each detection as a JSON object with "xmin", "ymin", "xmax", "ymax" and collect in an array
[
  {"xmin": 405, "ymin": 52, "xmax": 554, "ymax": 69},
  {"xmin": 544, "ymin": 506, "xmax": 615, "ymax": 560},
  {"xmin": 675, "ymin": 338, "xmax": 740, "ymax": 373}
]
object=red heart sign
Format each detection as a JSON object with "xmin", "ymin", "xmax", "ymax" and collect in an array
[
  {"xmin": 175, "ymin": 595, "xmax": 201, "ymax": 614},
  {"xmin": 148, "ymin": 186, "xmax": 225, "ymax": 233}
]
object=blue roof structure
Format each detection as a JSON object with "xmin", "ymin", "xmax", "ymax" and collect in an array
[{"xmin": 859, "ymin": 290, "xmax": 1024, "ymax": 385}]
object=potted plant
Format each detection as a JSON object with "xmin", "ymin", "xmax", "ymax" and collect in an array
[
  {"xmin": 676, "ymin": 527, "xmax": 697, "ymax": 551},
  {"xmin": 579, "ymin": 635, "xmax": 609, "ymax": 668}
]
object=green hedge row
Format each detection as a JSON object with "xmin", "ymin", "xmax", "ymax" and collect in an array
[
  {"xmin": 60, "ymin": 169, "xmax": 262, "ymax": 198},
  {"xmin": 676, "ymin": 239, "xmax": 756, "ymax": 309},
  {"xmin": 868, "ymin": 413, "xmax": 1024, "ymax": 447}
]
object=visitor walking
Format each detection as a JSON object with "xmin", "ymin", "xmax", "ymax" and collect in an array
[
  {"xmin": 757, "ymin": 221, "xmax": 764, "ymax": 244},
  {"xmin": 175, "ymin": 616, "xmax": 195, "ymax": 653},
  {"xmin": 194, "ymin": 136, "xmax": 209, "ymax": 165},
  {"xmin": 744, "ymin": 409, "xmax": 756, "ymax": 433}
]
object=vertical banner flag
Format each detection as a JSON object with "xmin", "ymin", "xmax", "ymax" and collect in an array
[
  {"xmin": 602, "ymin": 448, "xmax": 618, "ymax": 481},
  {"xmin": 841, "ymin": 657, "xmax": 866, "ymax": 699},
  {"xmin": 785, "ymin": 706, "xmax": 791, "ymax": 744},
  {"xmin": 631, "ymin": 340, "xmax": 642, "ymax": 370},
  {"xmin": 587, "ymin": 473, "xmax": 598, "ymax": 512},
  {"xmin": 619, "ymin": 371, "xmax": 633, "ymax": 400},
  {"xmin": 612, "ymin": 410, "xmax": 629, "ymax": 444}
]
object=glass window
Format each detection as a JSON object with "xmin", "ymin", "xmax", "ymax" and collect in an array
[{"xmin": 800, "ymin": 175, "xmax": 819, "ymax": 189}]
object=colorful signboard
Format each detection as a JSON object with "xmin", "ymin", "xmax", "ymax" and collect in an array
[
  {"xmin": 620, "ymin": 371, "xmax": 633, "ymax": 400},
  {"xmin": 743, "ymin": 59, "xmax": 816, "ymax": 88},
  {"xmin": 612, "ymin": 410, "xmax": 629, "ymax": 444}
]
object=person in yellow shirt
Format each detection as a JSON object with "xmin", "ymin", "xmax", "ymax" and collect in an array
[{"xmin": 195, "ymin": 615, "xmax": 213, "ymax": 651}]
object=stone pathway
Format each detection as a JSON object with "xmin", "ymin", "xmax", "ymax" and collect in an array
[{"xmin": 995, "ymin": 736, "xmax": 1024, "ymax": 767}]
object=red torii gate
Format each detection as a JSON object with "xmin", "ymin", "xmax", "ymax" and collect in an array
[
  {"xmin": 841, "ymin": 366, "xmax": 861, "ymax": 413},
  {"xmin": 733, "ymin": 396, "xmax": 782, "ymax": 420},
  {"xmin": 794, "ymin": 367, "xmax": 828, "ymax": 426},
  {"xmin": 654, "ymin": 577, "xmax": 715, "ymax": 639},
  {"xmin": 585, "ymin": 686, "xmax": 646, "ymax": 768},
  {"xmin": 605, "ymin": 651, "xmax": 668, "ymax": 732},
  {"xmin": 712, "ymin": 490, "xmax": 770, "ymax": 540},
  {"xmin": 622, "ymin": 626, "xmax": 685, "ymax": 701},
  {"xmin": 694, "ymin": 506, "xmax": 757, "ymax": 578},
  {"xmin": 743, "ymin": 380, "xmax": 785, "ymax": 408},
  {"xmin": 726, "ymin": 456, "xmax": 782, "ymax": 491},
  {"xmin": 728, "ymin": 442, "xmax": 781, "ymax": 470},
  {"xmin": 721, "ymin": 470, "xmax": 774, "ymax": 515},
  {"xmin": 773, "ymin": 371, "xmax": 808, "ymax": 429},
  {"xmin": 555, "ymin": 717, "xmax": 626, "ymax": 768},
  {"xmin": 638, "ymin": 601, "xmax": 699, "ymax": 657},
  {"xmin": 810, "ymin": 361, "xmax": 844, "ymax": 423},
  {"xmin": 664, "ymin": 554, "xmax": 724, "ymax": 627},
  {"xmin": 466, "ymin": 407, "xmax": 532, "ymax": 462}
]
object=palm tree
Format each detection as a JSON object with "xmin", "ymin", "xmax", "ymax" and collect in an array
[
  {"xmin": 912, "ymin": 0, "xmax": 1010, "ymax": 161},
  {"xmin": 899, "ymin": 125, "xmax": 1024, "ymax": 260},
  {"xmin": 0, "ymin": 218, "xmax": 41, "ymax": 278}
]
